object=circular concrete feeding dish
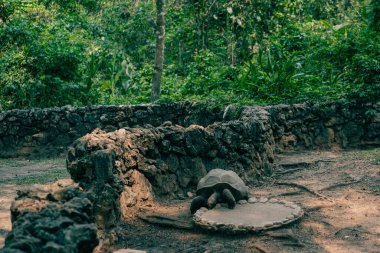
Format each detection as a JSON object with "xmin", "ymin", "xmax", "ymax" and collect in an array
[{"xmin": 193, "ymin": 198, "xmax": 303, "ymax": 233}]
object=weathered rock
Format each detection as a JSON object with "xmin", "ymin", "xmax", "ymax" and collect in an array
[
  {"xmin": 120, "ymin": 170, "xmax": 153, "ymax": 218},
  {"xmin": 3, "ymin": 183, "xmax": 99, "ymax": 253}
]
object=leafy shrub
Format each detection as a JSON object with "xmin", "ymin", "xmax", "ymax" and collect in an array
[
  {"xmin": 0, "ymin": 2, "xmax": 91, "ymax": 110},
  {"xmin": 0, "ymin": 0, "xmax": 379, "ymax": 110}
]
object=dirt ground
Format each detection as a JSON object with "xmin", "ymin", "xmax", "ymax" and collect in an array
[
  {"xmin": 115, "ymin": 149, "xmax": 380, "ymax": 253},
  {"xmin": 0, "ymin": 149, "xmax": 379, "ymax": 253},
  {"xmin": 0, "ymin": 158, "xmax": 68, "ymax": 248}
]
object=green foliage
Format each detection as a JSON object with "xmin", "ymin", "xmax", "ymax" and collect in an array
[
  {"xmin": 0, "ymin": 0, "xmax": 379, "ymax": 110},
  {"xmin": 0, "ymin": 1, "xmax": 93, "ymax": 109}
]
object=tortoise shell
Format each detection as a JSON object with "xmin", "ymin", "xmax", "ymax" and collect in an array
[{"xmin": 196, "ymin": 169, "xmax": 249, "ymax": 200}]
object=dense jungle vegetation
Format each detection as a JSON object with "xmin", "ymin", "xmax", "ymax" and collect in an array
[{"xmin": 0, "ymin": 0, "xmax": 379, "ymax": 110}]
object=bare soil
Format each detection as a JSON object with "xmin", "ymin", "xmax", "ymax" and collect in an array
[
  {"xmin": 0, "ymin": 150, "xmax": 379, "ymax": 253},
  {"xmin": 0, "ymin": 158, "xmax": 68, "ymax": 248},
  {"xmin": 116, "ymin": 149, "xmax": 380, "ymax": 253}
]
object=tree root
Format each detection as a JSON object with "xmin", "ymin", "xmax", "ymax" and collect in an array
[
  {"xmin": 274, "ymin": 190, "xmax": 302, "ymax": 197},
  {"xmin": 274, "ymin": 167, "xmax": 305, "ymax": 175},
  {"xmin": 320, "ymin": 180, "xmax": 361, "ymax": 191},
  {"xmin": 304, "ymin": 204, "xmax": 335, "ymax": 212},
  {"xmin": 282, "ymin": 242, "xmax": 305, "ymax": 248},
  {"xmin": 276, "ymin": 182, "xmax": 330, "ymax": 200},
  {"xmin": 280, "ymin": 162, "xmax": 312, "ymax": 169},
  {"xmin": 251, "ymin": 244, "xmax": 269, "ymax": 253},
  {"xmin": 266, "ymin": 232, "xmax": 297, "ymax": 241},
  {"xmin": 265, "ymin": 232, "xmax": 305, "ymax": 247},
  {"xmin": 138, "ymin": 213, "xmax": 194, "ymax": 230},
  {"xmin": 315, "ymin": 159, "xmax": 335, "ymax": 163}
]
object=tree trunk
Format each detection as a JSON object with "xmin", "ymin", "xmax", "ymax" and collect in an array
[{"xmin": 151, "ymin": 0, "xmax": 165, "ymax": 102}]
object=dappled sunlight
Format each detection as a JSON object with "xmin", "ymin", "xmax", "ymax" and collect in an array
[
  {"xmin": 314, "ymin": 238, "xmax": 367, "ymax": 253},
  {"xmin": 0, "ymin": 184, "xmax": 19, "ymax": 230},
  {"xmin": 0, "ymin": 183, "xmax": 18, "ymax": 248},
  {"xmin": 245, "ymin": 149, "xmax": 380, "ymax": 253},
  {"xmin": 321, "ymin": 189, "xmax": 380, "ymax": 235},
  {"xmin": 299, "ymin": 186, "xmax": 380, "ymax": 253},
  {"xmin": 173, "ymin": 232, "xmax": 204, "ymax": 241}
]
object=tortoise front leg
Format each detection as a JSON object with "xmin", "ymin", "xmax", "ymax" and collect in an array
[
  {"xmin": 222, "ymin": 189, "xmax": 236, "ymax": 209},
  {"xmin": 190, "ymin": 195, "xmax": 208, "ymax": 214},
  {"xmin": 207, "ymin": 191, "xmax": 221, "ymax": 209}
]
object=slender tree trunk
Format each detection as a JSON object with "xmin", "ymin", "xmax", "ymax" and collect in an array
[{"xmin": 151, "ymin": 0, "xmax": 165, "ymax": 102}]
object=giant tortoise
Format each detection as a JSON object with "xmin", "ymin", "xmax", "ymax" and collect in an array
[{"xmin": 190, "ymin": 168, "xmax": 249, "ymax": 214}]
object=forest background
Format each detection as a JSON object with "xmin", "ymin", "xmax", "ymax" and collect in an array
[{"xmin": 0, "ymin": 0, "xmax": 379, "ymax": 110}]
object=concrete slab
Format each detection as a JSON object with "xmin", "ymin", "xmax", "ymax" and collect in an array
[{"xmin": 193, "ymin": 198, "xmax": 303, "ymax": 233}]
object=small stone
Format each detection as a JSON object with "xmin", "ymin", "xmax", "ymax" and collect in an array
[
  {"xmin": 259, "ymin": 197, "xmax": 268, "ymax": 203},
  {"xmin": 161, "ymin": 121, "xmax": 172, "ymax": 126},
  {"xmin": 177, "ymin": 193, "xmax": 186, "ymax": 200},
  {"xmin": 225, "ymin": 224, "xmax": 235, "ymax": 231},
  {"xmin": 232, "ymin": 228, "xmax": 242, "ymax": 233},
  {"xmin": 238, "ymin": 200, "xmax": 247, "ymax": 205},
  {"xmin": 187, "ymin": 192, "xmax": 194, "ymax": 198},
  {"xmin": 292, "ymin": 210, "xmax": 300, "ymax": 216},
  {"xmin": 8, "ymin": 116, "xmax": 17, "ymax": 122},
  {"xmin": 269, "ymin": 198, "xmax": 278, "ymax": 203},
  {"xmin": 248, "ymin": 197, "xmax": 257, "ymax": 203},
  {"xmin": 208, "ymin": 220, "xmax": 217, "ymax": 226}
]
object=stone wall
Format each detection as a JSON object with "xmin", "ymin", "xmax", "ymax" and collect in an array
[
  {"xmin": 65, "ymin": 109, "xmax": 274, "ymax": 218},
  {"xmin": 268, "ymin": 102, "xmax": 380, "ymax": 150},
  {"xmin": 64, "ymin": 100, "xmax": 380, "ymax": 222},
  {"xmin": 63, "ymin": 101, "xmax": 380, "ymax": 224},
  {"xmin": 2, "ymin": 101, "xmax": 380, "ymax": 252},
  {"xmin": 0, "ymin": 103, "xmax": 225, "ymax": 158},
  {"xmin": 2, "ymin": 102, "xmax": 379, "ymax": 159}
]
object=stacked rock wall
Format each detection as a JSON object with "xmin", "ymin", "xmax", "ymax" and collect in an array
[
  {"xmin": 0, "ymin": 103, "xmax": 225, "ymax": 158},
  {"xmin": 2, "ymin": 102, "xmax": 379, "ymax": 159},
  {"xmin": 63, "ymin": 101, "xmax": 380, "ymax": 224},
  {"xmin": 65, "ymin": 108, "xmax": 274, "ymax": 220},
  {"xmin": 268, "ymin": 102, "xmax": 380, "ymax": 150}
]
